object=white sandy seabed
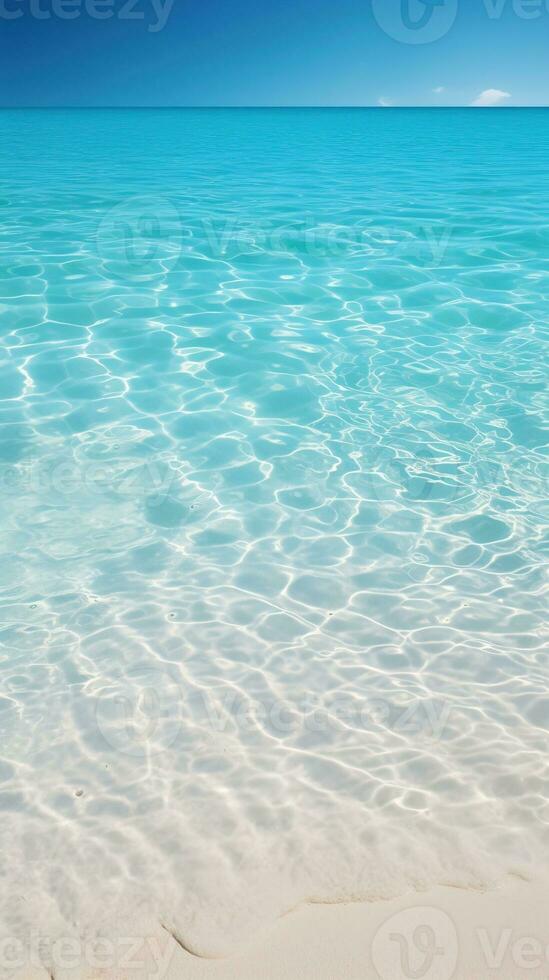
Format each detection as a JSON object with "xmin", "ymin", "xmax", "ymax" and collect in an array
[{"xmin": 6, "ymin": 876, "xmax": 549, "ymax": 980}]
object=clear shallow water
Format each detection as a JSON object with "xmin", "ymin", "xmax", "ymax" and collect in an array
[{"xmin": 0, "ymin": 108, "xmax": 548, "ymax": 956}]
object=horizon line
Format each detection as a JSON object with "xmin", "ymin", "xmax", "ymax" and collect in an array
[{"xmin": 0, "ymin": 104, "xmax": 546, "ymax": 110}]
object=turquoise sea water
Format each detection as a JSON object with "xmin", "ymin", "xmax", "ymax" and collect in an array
[{"xmin": 0, "ymin": 109, "xmax": 548, "ymax": 955}]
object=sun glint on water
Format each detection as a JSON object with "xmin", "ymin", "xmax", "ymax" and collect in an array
[{"xmin": 0, "ymin": 108, "xmax": 548, "ymax": 955}]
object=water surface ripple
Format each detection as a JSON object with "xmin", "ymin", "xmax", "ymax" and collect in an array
[{"xmin": 0, "ymin": 109, "xmax": 548, "ymax": 955}]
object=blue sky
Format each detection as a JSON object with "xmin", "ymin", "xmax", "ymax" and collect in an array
[{"xmin": 0, "ymin": 0, "xmax": 547, "ymax": 106}]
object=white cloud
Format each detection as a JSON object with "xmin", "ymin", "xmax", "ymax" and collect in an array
[
  {"xmin": 377, "ymin": 97, "xmax": 393, "ymax": 107},
  {"xmin": 433, "ymin": 86, "xmax": 445, "ymax": 94},
  {"xmin": 471, "ymin": 88, "xmax": 511, "ymax": 107}
]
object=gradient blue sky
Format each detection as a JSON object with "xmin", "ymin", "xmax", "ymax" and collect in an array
[{"xmin": 0, "ymin": 0, "xmax": 547, "ymax": 106}]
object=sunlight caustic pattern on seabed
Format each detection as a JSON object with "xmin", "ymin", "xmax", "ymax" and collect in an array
[{"xmin": 0, "ymin": 108, "xmax": 547, "ymax": 959}]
